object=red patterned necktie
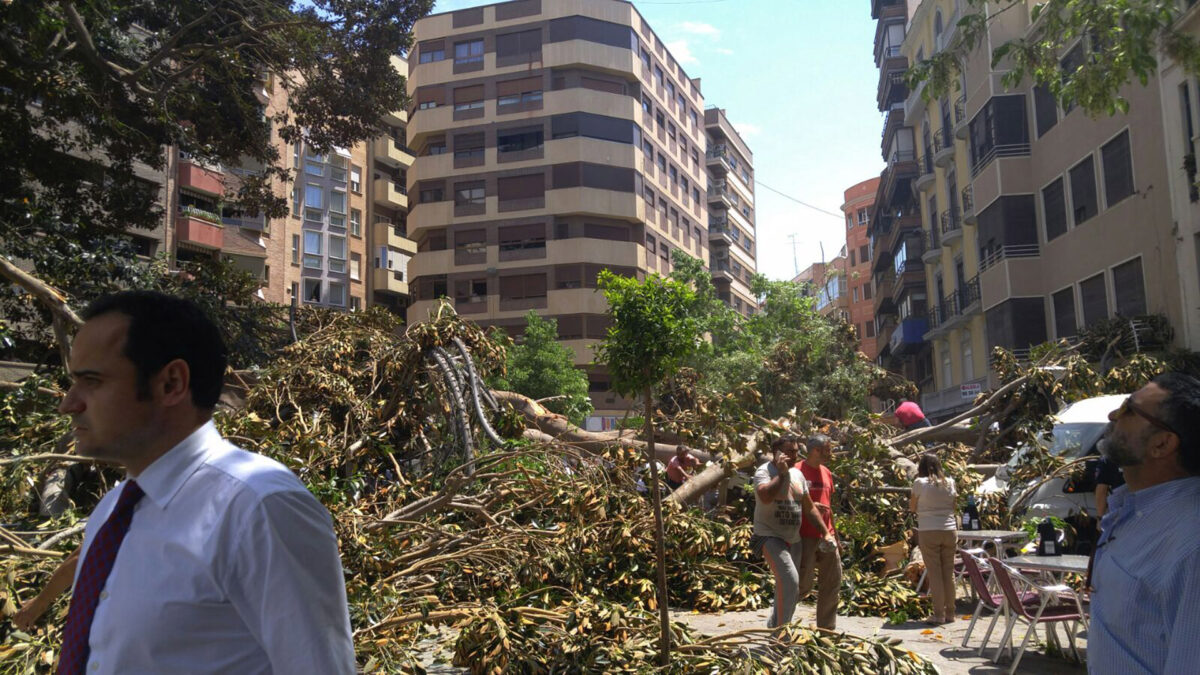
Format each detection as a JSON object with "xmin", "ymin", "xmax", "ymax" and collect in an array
[{"xmin": 56, "ymin": 480, "xmax": 144, "ymax": 675}]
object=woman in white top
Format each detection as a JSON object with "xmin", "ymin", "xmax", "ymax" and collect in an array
[{"xmin": 909, "ymin": 452, "xmax": 958, "ymax": 624}]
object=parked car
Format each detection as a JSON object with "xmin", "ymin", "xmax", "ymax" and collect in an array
[{"xmin": 978, "ymin": 394, "xmax": 1126, "ymax": 520}]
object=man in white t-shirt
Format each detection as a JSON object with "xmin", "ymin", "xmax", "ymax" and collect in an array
[{"xmin": 753, "ymin": 435, "xmax": 834, "ymax": 628}]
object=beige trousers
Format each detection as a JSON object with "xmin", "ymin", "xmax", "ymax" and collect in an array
[
  {"xmin": 796, "ymin": 537, "xmax": 843, "ymax": 630},
  {"xmin": 918, "ymin": 529, "xmax": 958, "ymax": 620}
]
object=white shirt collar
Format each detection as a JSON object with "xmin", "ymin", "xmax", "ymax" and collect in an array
[{"xmin": 129, "ymin": 420, "xmax": 219, "ymax": 509}]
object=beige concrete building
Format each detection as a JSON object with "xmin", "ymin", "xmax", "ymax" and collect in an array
[
  {"xmin": 1157, "ymin": 2, "xmax": 1200, "ymax": 352},
  {"xmin": 404, "ymin": 0, "xmax": 709, "ymax": 418},
  {"xmin": 705, "ymin": 107, "xmax": 757, "ymax": 315},
  {"xmin": 895, "ymin": 0, "xmax": 1186, "ymax": 418}
]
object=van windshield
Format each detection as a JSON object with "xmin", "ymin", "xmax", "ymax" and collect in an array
[{"xmin": 1008, "ymin": 422, "xmax": 1107, "ymax": 467}]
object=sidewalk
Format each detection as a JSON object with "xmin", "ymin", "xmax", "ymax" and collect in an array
[{"xmin": 672, "ymin": 600, "xmax": 1088, "ymax": 675}]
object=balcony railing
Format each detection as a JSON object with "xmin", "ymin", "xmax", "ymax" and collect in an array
[
  {"xmin": 181, "ymin": 204, "xmax": 222, "ymax": 225},
  {"xmin": 961, "ymin": 186, "xmax": 974, "ymax": 215},
  {"xmin": 979, "ymin": 244, "xmax": 1040, "ymax": 272},
  {"xmin": 929, "ymin": 275, "xmax": 981, "ymax": 328},
  {"xmin": 706, "ymin": 145, "xmax": 728, "ymax": 160},
  {"xmin": 940, "ymin": 209, "xmax": 962, "ymax": 236},
  {"xmin": 890, "ymin": 148, "xmax": 916, "ymax": 164},
  {"xmin": 954, "ymin": 94, "xmax": 966, "ymax": 125},
  {"xmin": 922, "ymin": 149, "xmax": 934, "ymax": 175},
  {"xmin": 971, "ymin": 142, "xmax": 1032, "ymax": 178},
  {"xmin": 709, "ymin": 213, "xmax": 728, "ymax": 228}
]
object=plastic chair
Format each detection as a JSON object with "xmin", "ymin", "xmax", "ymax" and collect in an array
[
  {"xmin": 958, "ymin": 549, "xmax": 1038, "ymax": 655},
  {"xmin": 988, "ymin": 556, "xmax": 1088, "ymax": 674}
]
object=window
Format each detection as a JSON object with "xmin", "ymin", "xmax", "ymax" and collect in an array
[
  {"xmin": 305, "ymin": 159, "xmax": 324, "ymax": 176},
  {"xmin": 350, "ymin": 209, "xmax": 361, "ymax": 237},
  {"xmin": 863, "ymin": 282, "xmax": 873, "ymax": 300},
  {"xmin": 497, "ymin": 174, "xmax": 544, "ymax": 203},
  {"xmin": 497, "ymin": 76, "xmax": 542, "ymax": 107},
  {"xmin": 1060, "ymin": 44, "xmax": 1085, "ymax": 114},
  {"xmin": 940, "ymin": 342, "xmax": 953, "ymax": 389},
  {"xmin": 454, "ymin": 39, "xmax": 483, "ymax": 65},
  {"xmin": 427, "ymin": 138, "xmax": 447, "ymax": 155},
  {"xmin": 304, "ymin": 207, "xmax": 323, "ymax": 223},
  {"xmin": 328, "ymin": 282, "xmax": 346, "ymax": 307},
  {"xmin": 850, "ymin": 250, "xmax": 856, "ymax": 267},
  {"xmin": 499, "ymin": 224, "xmax": 546, "ymax": 253},
  {"xmin": 665, "ymin": 80, "xmax": 675, "ymax": 101},
  {"xmin": 667, "ymin": 122, "xmax": 676, "ymax": 141},
  {"xmin": 350, "ymin": 166, "xmax": 362, "ymax": 193},
  {"xmin": 303, "ymin": 279, "xmax": 321, "ymax": 303},
  {"xmin": 303, "ymin": 231, "xmax": 322, "ymax": 269},
  {"xmin": 291, "ymin": 234, "xmax": 300, "ymax": 264},
  {"xmin": 453, "ymin": 133, "xmax": 484, "ymax": 161},
  {"xmin": 1079, "ymin": 273, "xmax": 1108, "ymax": 325},
  {"xmin": 304, "ymin": 184, "xmax": 323, "ymax": 208},
  {"xmin": 329, "ymin": 190, "xmax": 346, "ymax": 214},
  {"xmin": 1101, "ymin": 130, "xmax": 1134, "ymax": 207},
  {"xmin": 689, "ymin": 109, "xmax": 698, "ymax": 128},
  {"xmin": 420, "ymin": 186, "xmax": 444, "ymax": 203},
  {"xmin": 1069, "ymin": 156, "xmax": 1098, "ymax": 224},
  {"xmin": 328, "ymin": 235, "xmax": 346, "ymax": 273},
  {"xmin": 495, "ymin": 29, "xmax": 541, "ymax": 58},
  {"xmin": 498, "ymin": 128, "xmax": 543, "ymax": 153},
  {"xmin": 350, "ymin": 297, "xmax": 361, "ymax": 311},
  {"xmin": 669, "ymin": 165, "xmax": 678, "ymax": 185},
  {"xmin": 961, "ymin": 329, "xmax": 974, "ymax": 381},
  {"xmin": 499, "ymin": 273, "xmax": 547, "ymax": 300},
  {"xmin": 657, "ymin": 153, "xmax": 666, "ymax": 172},
  {"xmin": 1052, "ymin": 287, "xmax": 1077, "ymax": 339},
  {"xmin": 1033, "ymin": 85, "xmax": 1058, "ymax": 138},
  {"xmin": 654, "ymin": 66, "xmax": 664, "ymax": 88},
  {"xmin": 329, "ymin": 156, "xmax": 347, "ymax": 183},
  {"xmin": 640, "ymin": 48, "xmax": 652, "ymax": 70},
  {"xmin": 350, "ymin": 253, "xmax": 361, "ymax": 281},
  {"xmin": 859, "ymin": 244, "xmax": 869, "ymax": 263},
  {"xmin": 643, "ymin": 138, "xmax": 653, "ymax": 159},
  {"xmin": 655, "ymin": 111, "xmax": 664, "ymax": 129},
  {"xmin": 419, "ymin": 41, "xmax": 445, "ymax": 63},
  {"xmin": 1041, "ymin": 177, "xmax": 1067, "ymax": 241},
  {"xmin": 1112, "ymin": 258, "xmax": 1147, "ymax": 316},
  {"xmin": 865, "ymin": 321, "xmax": 876, "ymax": 338},
  {"xmin": 453, "ymin": 85, "xmax": 484, "ymax": 111},
  {"xmin": 692, "ymin": 187, "xmax": 700, "ymax": 204},
  {"xmin": 641, "ymin": 95, "xmax": 652, "ymax": 114},
  {"xmin": 455, "ymin": 182, "xmax": 485, "ymax": 206}
]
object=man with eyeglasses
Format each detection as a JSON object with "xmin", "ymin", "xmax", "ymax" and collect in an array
[{"xmin": 1089, "ymin": 372, "xmax": 1200, "ymax": 674}]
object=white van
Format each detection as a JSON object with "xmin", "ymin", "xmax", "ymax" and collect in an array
[{"xmin": 978, "ymin": 394, "xmax": 1125, "ymax": 520}]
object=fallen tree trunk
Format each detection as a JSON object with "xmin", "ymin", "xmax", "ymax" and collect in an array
[{"xmin": 497, "ymin": 390, "xmax": 711, "ymax": 465}]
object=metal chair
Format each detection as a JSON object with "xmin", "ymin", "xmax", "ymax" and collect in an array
[
  {"xmin": 988, "ymin": 556, "xmax": 1089, "ymax": 674},
  {"xmin": 957, "ymin": 549, "xmax": 1037, "ymax": 655}
]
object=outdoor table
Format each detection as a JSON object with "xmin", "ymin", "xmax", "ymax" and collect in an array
[
  {"xmin": 957, "ymin": 530, "xmax": 1029, "ymax": 558},
  {"xmin": 1004, "ymin": 554, "xmax": 1090, "ymax": 580}
]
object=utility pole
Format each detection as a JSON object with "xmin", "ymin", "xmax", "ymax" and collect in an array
[{"xmin": 787, "ymin": 233, "xmax": 800, "ymax": 277}]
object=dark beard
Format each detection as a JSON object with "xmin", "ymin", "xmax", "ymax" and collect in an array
[{"xmin": 1098, "ymin": 436, "xmax": 1143, "ymax": 467}]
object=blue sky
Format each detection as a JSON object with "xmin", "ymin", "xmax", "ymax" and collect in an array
[{"xmin": 430, "ymin": 0, "xmax": 884, "ymax": 280}]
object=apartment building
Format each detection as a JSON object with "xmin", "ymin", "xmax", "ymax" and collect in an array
[
  {"xmin": 897, "ymin": 0, "xmax": 1185, "ymax": 419},
  {"xmin": 842, "ymin": 177, "xmax": 880, "ymax": 361},
  {"xmin": 815, "ymin": 251, "xmax": 850, "ymax": 321},
  {"xmin": 169, "ymin": 59, "xmax": 416, "ymax": 314},
  {"xmin": 871, "ymin": 0, "xmax": 935, "ymax": 394},
  {"xmin": 1157, "ymin": 1, "xmax": 1200, "ymax": 352},
  {"xmin": 403, "ymin": 0, "xmax": 709, "ymax": 419},
  {"xmin": 705, "ymin": 107, "xmax": 757, "ymax": 315}
]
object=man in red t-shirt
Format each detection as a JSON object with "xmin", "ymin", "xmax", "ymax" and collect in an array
[
  {"xmin": 796, "ymin": 433, "xmax": 842, "ymax": 629},
  {"xmin": 665, "ymin": 444, "xmax": 701, "ymax": 492}
]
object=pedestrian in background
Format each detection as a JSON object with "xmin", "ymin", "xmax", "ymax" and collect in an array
[{"xmin": 909, "ymin": 452, "xmax": 957, "ymax": 625}]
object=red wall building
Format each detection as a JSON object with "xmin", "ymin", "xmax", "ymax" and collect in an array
[{"xmin": 842, "ymin": 177, "xmax": 879, "ymax": 362}]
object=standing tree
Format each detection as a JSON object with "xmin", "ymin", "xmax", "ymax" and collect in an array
[
  {"xmin": 595, "ymin": 270, "xmax": 701, "ymax": 666},
  {"xmin": 0, "ymin": 0, "xmax": 434, "ymax": 354},
  {"xmin": 489, "ymin": 311, "xmax": 593, "ymax": 426}
]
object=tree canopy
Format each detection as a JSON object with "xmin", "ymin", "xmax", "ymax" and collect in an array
[
  {"xmin": 489, "ymin": 312, "xmax": 593, "ymax": 426},
  {"xmin": 909, "ymin": 0, "xmax": 1200, "ymax": 116},
  {"xmin": 0, "ymin": 0, "xmax": 433, "ymax": 357}
]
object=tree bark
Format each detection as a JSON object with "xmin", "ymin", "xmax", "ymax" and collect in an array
[{"xmin": 644, "ymin": 385, "xmax": 671, "ymax": 666}]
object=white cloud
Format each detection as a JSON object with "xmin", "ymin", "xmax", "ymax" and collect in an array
[
  {"xmin": 665, "ymin": 40, "xmax": 698, "ymax": 65},
  {"xmin": 678, "ymin": 21, "xmax": 720, "ymax": 38},
  {"xmin": 731, "ymin": 121, "xmax": 761, "ymax": 138},
  {"xmin": 715, "ymin": 47, "xmax": 734, "ymax": 56}
]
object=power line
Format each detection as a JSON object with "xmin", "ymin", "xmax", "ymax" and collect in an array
[
  {"xmin": 754, "ymin": 179, "xmax": 846, "ymax": 221},
  {"xmin": 636, "ymin": 0, "xmax": 730, "ymax": 4}
]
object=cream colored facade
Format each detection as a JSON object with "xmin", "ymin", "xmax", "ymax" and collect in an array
[
  {"xmin": 901, "ymin": 0, "xmax": 1185, "ymax": 419},
  {"xmin": 1158, "ymin": 2, "xmax": 1200, "ymax": 352},
  {"xmin": 705, "ymin": 106, "xmax": 757, "ymax": 315},
  {"xmin": 404, "ymin": 0, "xmax": 709, "ymax": 418}
]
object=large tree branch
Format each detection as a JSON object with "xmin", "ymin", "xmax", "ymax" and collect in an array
[{"xmin": 57, "ymin": 2, "xmax": 155, "ymax": 97}]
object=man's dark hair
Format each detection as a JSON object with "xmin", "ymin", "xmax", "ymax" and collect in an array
[
  {"xmin": 1151, "ymin": 372, "xmax": 1200, "ymax": 475},
  {"xmin": 771, "ymin": 434, "xmax": 804, "ymax": 452},
  {"xmin": 82, "ymin": 291, "xmax": 228, "ymax": 409}
]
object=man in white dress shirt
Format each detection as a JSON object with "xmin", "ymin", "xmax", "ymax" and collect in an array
[{"xmin": 57, "ymin": 291, "xmax": 355, "ymax": 674}]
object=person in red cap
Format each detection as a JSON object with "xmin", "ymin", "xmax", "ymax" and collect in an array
[{"xmin": 895, "ymin": 400, "xmax": 932, "ymax": 431}]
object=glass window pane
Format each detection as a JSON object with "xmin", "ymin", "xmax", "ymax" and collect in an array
[{"xmin": 305, "ymin": 184, "xmax": 323, "ymax": 208}]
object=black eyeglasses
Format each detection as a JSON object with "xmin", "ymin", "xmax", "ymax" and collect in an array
[{"xmin": 1116, "ymin": 396, "xmax": 1177, "ymax": 435}]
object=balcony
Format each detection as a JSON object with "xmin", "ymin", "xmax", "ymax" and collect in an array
[
  {"xmin": 961, "ymin": 186, "xmax": 977, "ymax": 225},
  {"xmin": 921, "ymin": 229, "xmax": 941, "ymax": 263},
  {"xmin": 178, "ymin": 159, "xmax": 224, "ymax": 196},
  {"xmin": 374, "ymin": 137, "xmax": 415, "ymax": 169},
  {"xmin": 889, "ymin": 315, "xmax": 929, "ymax": 355},
  {"xmin": 872, "ymin": 0, "xmax": 905, "ymax": 20},
  {"xmin": 383, "ymin": 107, "xmax": 408, "ymax": 127},
  {"xmin": 878, "ymin": 69, "xmax": 909, "ymax": 112},
  {"xmin": 954, "ymin": 94, "xmax": 969, "ymax": 139},
  {"xmin": 707, "ymin": 181, "xmax": 734, "ymax": 209},
  {"xmin": 374, "ymin": 177, "xmax": 408, "ymax": 210},
  {"xmin": 933, "ymin": 129, "xmax": 955, "ymax": 168},
  {"xmin": 176, "ymin": 206, "xmax": 224, "ymax": 250},
  {"xmin": 979, "ymin": 244, "xmax": 1039, "ymax": 273},
  {"xmin": 940, "ymin": 210, "xmax": 963, "ymax": 244},
  {"xmin": 971, "ymin": 141, "xmax": 1032, "ymax": 179},
  {"xmin": 873, "ymin": 268, "xmax": 896, "ymax": 315},
  {"xmin": 880, "ymin": 106, "xmax": 906, "ymax": 154},
  {"xmin": 892, "ymin": 263, "xmax": 926, "ymax": 304},
  {"xmin": 706, "ymin": 145, "xmax": 732, "ymax": 174},
  {"xmin": 373, "ymin": 267, "xmax": 408, "ymax": 296},
  {"xmin": 915, "ymin": 150, "xmax": 935, "ymax": 192},
  {"xmin": 928, "ymin": 275, "xmax": 982, "ymax": 335}
]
